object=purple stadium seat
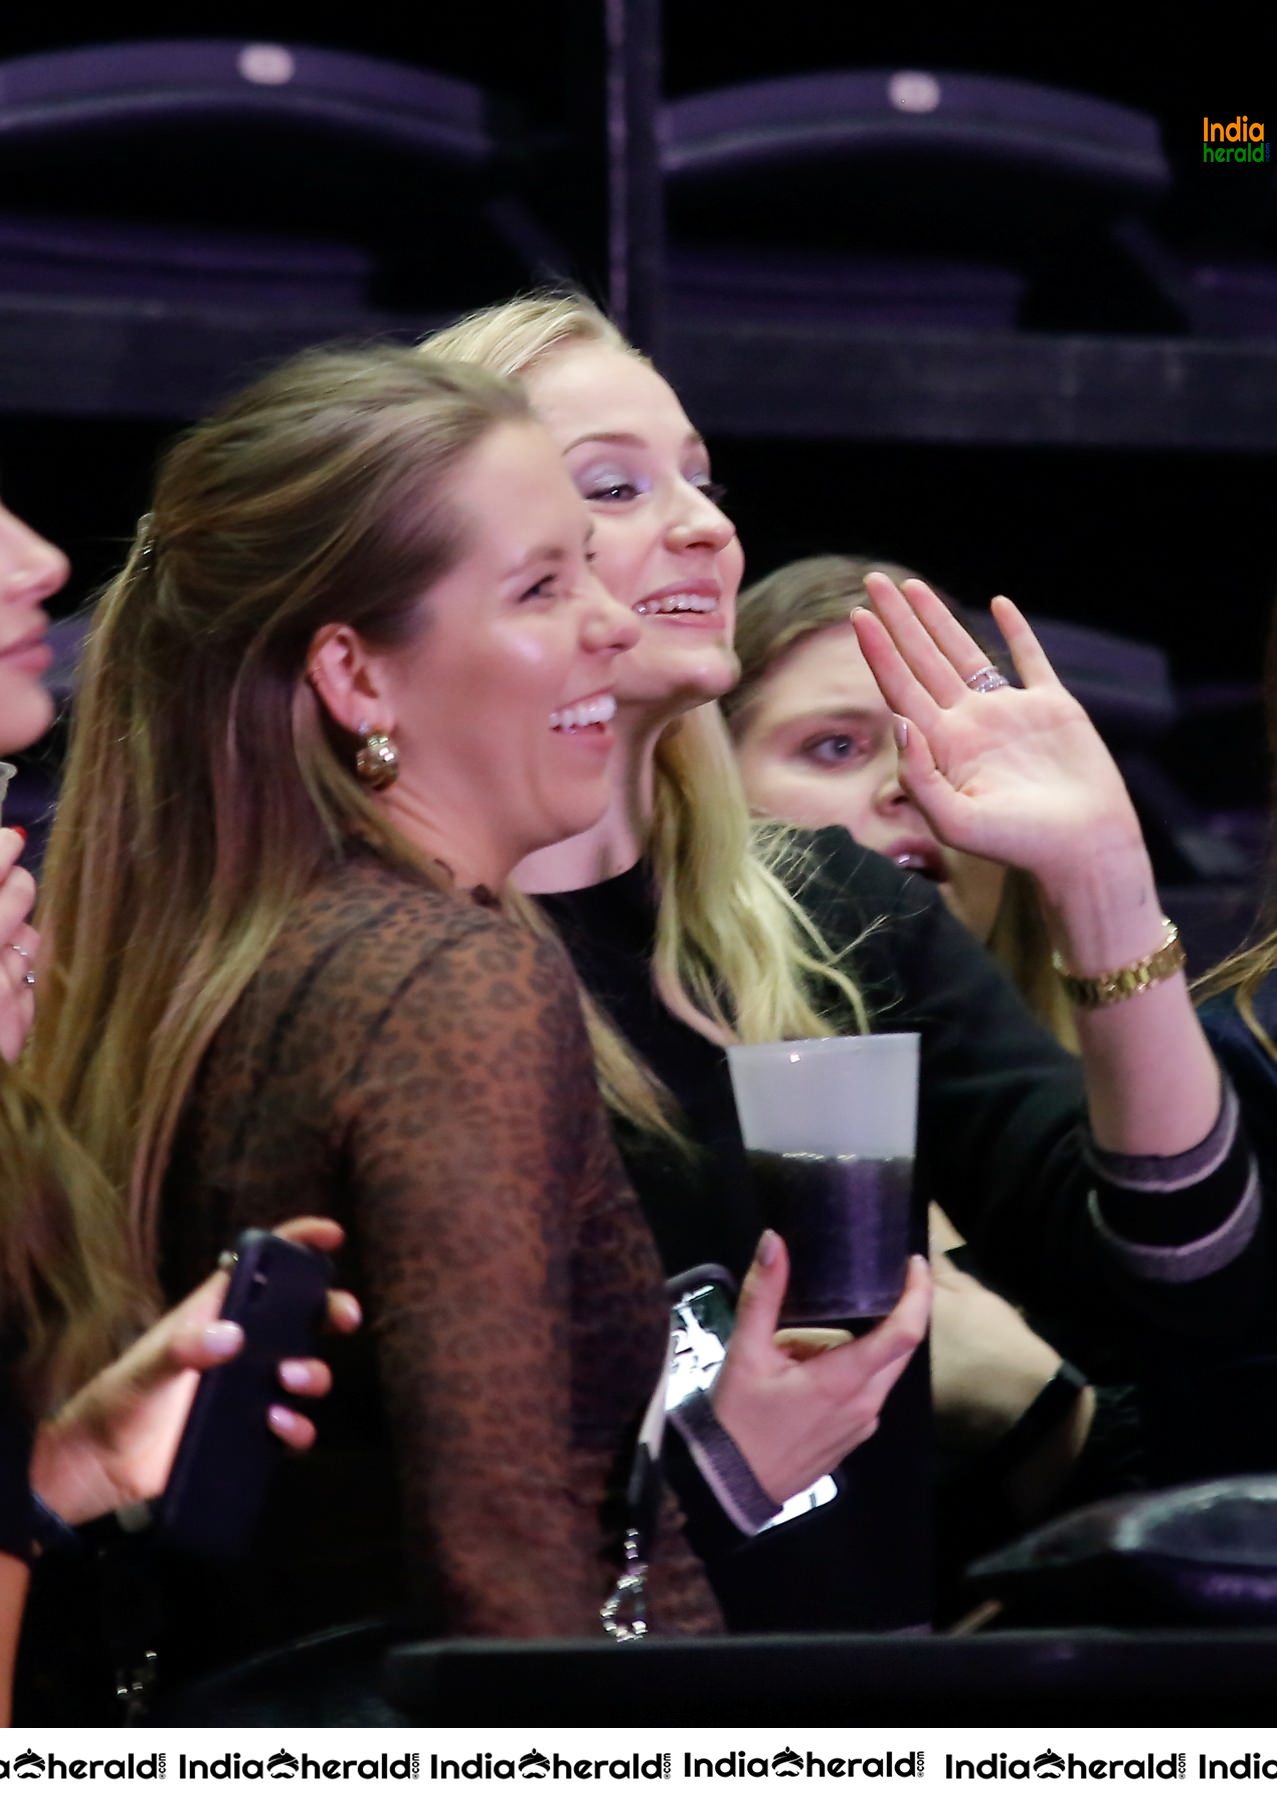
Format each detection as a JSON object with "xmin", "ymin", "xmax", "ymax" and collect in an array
[
  {"xmin": 658, "ymin": 70, "xmax": 1176, "ymax": 334},
  {"xmin": 0, "ymin": 39, "xmax": 560, "ymax": 311}
]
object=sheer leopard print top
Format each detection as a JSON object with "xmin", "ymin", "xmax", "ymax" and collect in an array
[{"xmin": 161, "ymin": 850, "xmax": 720, "ymax": 1665}]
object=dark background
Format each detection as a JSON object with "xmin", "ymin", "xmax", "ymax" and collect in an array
[{"xmin": 4, "ymin": 3, "xmax": 1277, "ymax": 908}]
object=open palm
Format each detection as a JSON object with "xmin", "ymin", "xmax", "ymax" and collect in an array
[{"xmin": 853, "ymin": 575, "xmax": 1141, "ymax": 885}]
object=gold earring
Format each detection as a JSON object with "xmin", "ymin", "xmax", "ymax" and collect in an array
[{"xmin": 354, "ymin": 719, "xmax": 399, "ymax": 790}]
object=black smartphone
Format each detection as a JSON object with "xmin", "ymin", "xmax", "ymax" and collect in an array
[
  {"xmin": 666, "ymin": 1264, "xmax": 738, "ymax": 1411},
  {"xmin": 664, "ymin": 1261, "xmax": 839, "ymax": 1531},
  {"xmin": 152, "ymin": 1229, "xmax": 332, "ymax": 1562}
]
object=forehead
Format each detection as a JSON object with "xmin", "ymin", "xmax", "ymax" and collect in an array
[
  {"xmin": 749, "ymin": 620, "xmax": 886, "ymax": 725},
  {"xmin": 447, "ymin": 419, "xmax": 586, "ymax": 547},
  {"xmin": 523, "ymin": 343, "xmax": 695, "ymax": 446}
]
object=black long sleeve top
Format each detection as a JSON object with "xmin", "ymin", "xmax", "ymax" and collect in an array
[{"xmin": 542, "ymin": 828, "xmax": 1261, "ymax": 1354}]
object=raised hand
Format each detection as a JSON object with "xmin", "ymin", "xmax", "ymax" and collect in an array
[
  {"xmin": 709, "ymin": 1231, "xmax": 930, "ymax": 1506},
  {"xmin": 29, "ymin": 1217, "xmax": 361, "ymax": 1526},
  {"xmin": 852, "ymin": 574, "xmax": 1143, "ymax": 892}
]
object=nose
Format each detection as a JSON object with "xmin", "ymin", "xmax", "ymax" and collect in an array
[
  {"xmin": 579, "ymin": 568, "xmax": 641, "ymax": 656},
  {"xmin": 665, "ymin": 482, "xmax": 736, "ymax": 555},
  {"xmin": 873, "ymin": 754, "xmax": 909, "ymax": 814},
  {"xmin": 0, "ymin": 503, "xmax": 70, "ymax": 606}
]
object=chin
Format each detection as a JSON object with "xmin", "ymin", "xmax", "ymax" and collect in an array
[
  {"xmin": 0, "ymin": 689, "xmax": 56, "ymax": 757},
  {"xmin": 621, "ymin": 650, "xmax": 741, "ymax": 713}
]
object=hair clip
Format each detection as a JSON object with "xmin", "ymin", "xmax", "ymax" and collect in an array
[{"xmin": 136, "ymin": 513, "xmax": 157, "ymax": 562}]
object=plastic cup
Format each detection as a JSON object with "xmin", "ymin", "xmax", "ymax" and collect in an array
[{"xmin": 727, "ymin": 1034, "xmax": 920, "ymax": 1326}]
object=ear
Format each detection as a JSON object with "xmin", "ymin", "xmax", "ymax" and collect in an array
[{"xmin": 306, "ymin": 624, "xmax": 396, "ymax": 737}]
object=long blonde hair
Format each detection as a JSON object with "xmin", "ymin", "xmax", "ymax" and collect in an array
[
  {"xmin": 31, "ymin": 347, "xmax": 531, "ymax": 1300},
  {"xmin": 727, "ymin": 553, "xmax": 1077, "ymax": 1049},
  {"xmin": 420, "ymin": 296, "xmax": 870, "ymax": 1141}
]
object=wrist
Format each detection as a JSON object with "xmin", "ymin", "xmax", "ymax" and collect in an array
[
  {"xmin": 674, "ymin": 1389, "xmax": 781, "ymax": 1535},
  {"xmin": 707, "ymin": 1382, "xmax": 783, "ymax": 1508},
  {"xmin": 1004, "ymin": 1375, "xmax": 1096, "ymax": 1524},
  {"xmin": 933, "ymin": 1335, "xmax": 1062, "ymax": 1453},
  {"xmin": 30, "ymin": 1412, "xmax": 116, "ymax": 1528},
  {"xmin": 974, "ymin": 1346, "xmax": 1065, "ymax": 1441},
  {"xmin": 981, "ymin": 1361, "xmax": 1094, "ymax": 1521},
  {"xmin": 29, "ymin": 1494, "xmax": 81, "ymax": 1555},
  {"xmin": 1053, "ymin": 917, "xmax": 1185, "ymax": 1011},
  {"xmin": 1035, "ymin": 840, "xmax": 1166, "ymax": 976}
]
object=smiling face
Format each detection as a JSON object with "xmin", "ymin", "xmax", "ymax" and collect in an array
[
  {"xmin": 0, "ymin": 502, "xmax": 68, "ymax": 755},
  {"xmin": 521, "ymin": 344, "xmax": 744, "ymax": 721},
  {"xmin": 368, "ymin": 419, "xmax": 640, "ymax": 881},
  {"xmin": 732, "ymin": 618, "xmax": 1005, "ymax": 939}
]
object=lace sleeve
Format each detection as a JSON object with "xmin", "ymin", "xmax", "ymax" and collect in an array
[{"xmin": 337, "ymin": 911, "xmax": 641, "ymax": 1638}]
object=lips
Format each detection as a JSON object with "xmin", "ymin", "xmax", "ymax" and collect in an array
[
  {"xmin": 885, "ymin": 838, "xmax": 946, "ymax": 881},
  {"xmin": 633, "ymin": 579, "xmax": 721, "ymax": 620},
  {"xmin": 0, "ymin": 619, "xmax": 51, "ymax": 666},
  {"xmin": 0, "ymin": 634, "xmax": 52, "ymax": 674}
]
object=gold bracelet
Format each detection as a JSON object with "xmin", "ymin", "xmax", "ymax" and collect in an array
[{"xmin": 1051, "ymin": 918, "xmax": 1185, "ymax": 1010}]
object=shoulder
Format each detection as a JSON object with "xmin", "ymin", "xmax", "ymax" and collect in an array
[
  {"xmin": 271, "ymin": 853, "xmax": 575, "ymax": 1001},
  {"xmin": 248, "ymin": 857, "xmax": 583, "ymax": 1078}
]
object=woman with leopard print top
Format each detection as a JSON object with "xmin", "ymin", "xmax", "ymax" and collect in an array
[{"xmin": 31, "ymin": 346, "xmax": 929, "ymax": 1680}]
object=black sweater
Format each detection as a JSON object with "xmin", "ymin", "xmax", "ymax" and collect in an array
[
  {"xmin": 541, "ymin": 829, "xmax": 1261, "ymax": 1629},
  {"xmin": 542, "ymin": 829, "xmax": 1261, "ymax": 1355}
]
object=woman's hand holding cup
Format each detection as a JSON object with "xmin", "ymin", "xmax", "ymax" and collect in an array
[{"xmin": 710, "ymin": 1231, "xmax": 931, "ymax": 1507}]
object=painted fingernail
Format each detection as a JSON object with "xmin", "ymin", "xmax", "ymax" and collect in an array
[
  {"xmin": 757, "ymin": 1228, "xmax": 780, "ymax": 1267},
  {"xmin": 203, "ymin": 1319, "xmax": 243, "ymax": 1357},
  {"xmin": 278, "ymin": 1359, "xmax": 314, "ymax": 1393},
  {"xmin": 332, "ymin": 1292, "xmax": 362, "ymax": 1329},
  {"xmin": 893, "ymin": 716, "xmax": 909, "ymax": 750},
  {"xmin": 269, "ymin": 1405, "xmax": 300, "ymax": 1435}
]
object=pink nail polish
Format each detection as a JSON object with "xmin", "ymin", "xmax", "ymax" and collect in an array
[
  {"xmin": 278, "ymin": 1359, "xmax": 311, "ymax": 1392},
  {"xmin": 893, "ymin": 716, "xmax": 909, "ymax": 750},
  {"xmin": 269, "ymin": 1405, "xmax": 297, "ymax": 1435},
  {"xmin": 757, "ymin": 1228, "xmax": 780, "ymax": 1267},
  {"xmin": 203, "ymin": 1319, "xmax": 243, "ymax": 1356}
]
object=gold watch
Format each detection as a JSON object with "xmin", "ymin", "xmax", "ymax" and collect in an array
[{"xmin": 1051, "ymin": 918, "xmax": 1185, "ymax": 1010}]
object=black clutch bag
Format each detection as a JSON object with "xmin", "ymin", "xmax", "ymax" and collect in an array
[{"xmin": 968, "ymin": 1477, "xmax": 1277, "ymax": 1626}]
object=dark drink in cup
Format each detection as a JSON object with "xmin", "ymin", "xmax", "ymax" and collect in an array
[
  {"xmin": 747, "ymin": 1148, "xmax": 914, "ymax": 1329},
  {"xmin": 728, "ymin": 1033, "xmax": 920, "ymax": 1329}
]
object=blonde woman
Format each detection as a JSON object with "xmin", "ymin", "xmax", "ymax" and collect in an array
[{"xmin": 420, "ymin": 295, "xmax": 1261, "ymax": 1626}]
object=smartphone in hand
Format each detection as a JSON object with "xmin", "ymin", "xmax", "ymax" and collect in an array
[{"xmin": 153, "ymin": 1229, "xmax": 332, "ymax": 1562}]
